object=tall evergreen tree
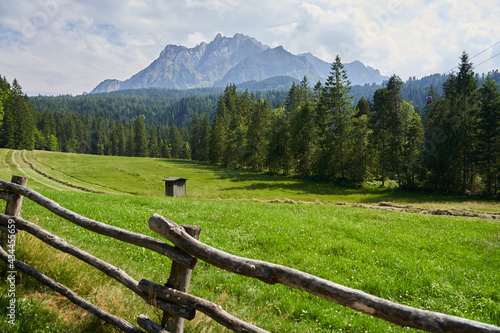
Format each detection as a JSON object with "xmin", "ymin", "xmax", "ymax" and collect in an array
[
  {"xmin": 371, "ymin": 87, "xmax": 391, "ymax": 186},
  {"xmin": 399, "ymin": 101, "xmax": 424, "ymax": 188},
  {"xmin": 209, "ymin": 95, "xmax": 229, "ymax": 164},
  {"xmin": 315, "ymin": 56, "xmax": 354, "ymax": 179},
  {"xmin": 478, "ymin": 76, "xmax": 500, "ymax": 195},
  {"xmin": 1, "ymin": 79, "xmax": 36, "ymax": 150},
  {"xmin": 133, "ymin": 116, "xmax": 148, "ymax": 157},
  {"xmin": 0, "ymin": 85, "xmax": 11, "ymax": 127},
  {"xmin": 355, "ymin": 97, "xmax": 371, "ymax": 118},
  {"xmin": 169, "ymin": 124, "xmax": 185, "ymax": 159},
  {"xmin": 443, "ymin": 52, "xmax": 479, "ymax": 194},
  {"xmin": 245, "ymin": 99, "xmax": 270, "ymax": 171},
  {"xmin": 289, "ymin": 78, "xmax": 316, "ymax": 176},
  {"xmin": 267, "ymin": 106, "xmax": 291, "ymax": 174},
  {"xmin": 290, "ymin": 101, "xmax": 316, "ymax": 177}
]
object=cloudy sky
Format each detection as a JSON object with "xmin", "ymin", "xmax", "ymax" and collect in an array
[{"xmin": 0, "ymin": 0, "xmax": 499, "ymax": 95}]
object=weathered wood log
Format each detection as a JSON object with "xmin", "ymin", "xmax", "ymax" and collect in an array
[
  {"xmin": 138, "ymin": 279, "xmax": 269, "ymax": 333},
  {"xmin": 0, "ymin": 245, "xmax": 144, "ymax": 333},
  {"xmin": 137, "ymin": 314, "xmax": 170, "ymax": 333},
  {"xmin": 4, "ymin": 176, "xmax": 28, "ymax": 216},
  {"xmin": 0, "ymin": 178, "xmax": 196, "ymax": 269},
  {"xmin": 0, "ymin": 175, "xmax": 27, "ymax": 250},
  {"xmin": 149, "ymin": 214, "xmax": 500, "ymax": 333},
  {"xmin": 0, "ymin": 214, "xmax": 195, "ymax": 320},
  {"xmin": 162, "ymin": 225, "xmax": 202, "ymax": 332},
  {"xmin": 0, "ymin": 189, "xmax": 16, "ymax": 202}
]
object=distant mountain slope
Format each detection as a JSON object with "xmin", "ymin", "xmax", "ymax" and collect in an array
[
  {"xmin": 215, "ymin": 46, "xmax": 321, "ymax": 87},
  {"xmin": 299, "ymin": 53, "xmax": 389, "ymax": 86},
  {"xmin": 91, "ymin": 33, "xmax": 388, "ymax": 93}
]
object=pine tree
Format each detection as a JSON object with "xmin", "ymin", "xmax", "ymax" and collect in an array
[
  {"xmin": 0, "ymin": 86, "xmax": 11, "ymax": 127},
  {"xmin": 387, "ymin": 75, "xmax": 405, "ymax": 187},
  {"xmin": 399, "ymin": 101, "xmax": 424, "ymax": 188},
  {"xmin": 148, "ymin": 127, "xmax": 159, "ymax": 158},
  {"xmin": 315, "ymin": 56, "xmax": 354, "ymax": 179},
  {"xmin": 478, "ymin": 76, "xmax": 500, "ymax": 195},
  {"xmin": 1, "ymin": 79, "xmax": 36, "ymax": 150},
  {"xmin": 371, "ymin": 87, "xmax": 391, "ymax": 186},
  {"xmin": 133, "ymin": 116, "xmax": 148, "ymax": 157},
  {"xmin": 349, "ymin": 114, "xmax": 372, "ymax": 181},
  {"xmin": 189, "ymin": 113, "xmax": 203, "ymax": 161},
  {"xmin": 245, "ymin": 99, "xmax": 270, "ymax": 171},
  {"xmin": 290, "ymin": 101, "xmax": 316, "ymax": 177},
  {"xmin": 169, "ymin": 124, "xmax": 185, "ymax": 159},
  {"xmin": 443, "ymin": 52, "xmax": 479, "ymax": 194},
  {"xmin": 209, "ymin": 95, "xmax": 229, "ymax": 164},
  {"xmin": 355, "ymin": 97, "xmax": 371, "ymax": 118},
  {"xmin": 267, "ymin": 106, "xmax": 291, "ymax": 174}
]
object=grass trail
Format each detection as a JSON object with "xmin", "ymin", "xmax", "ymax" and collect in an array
[{"xmin": 1, "ymin": 149, "xmax": 76, "ymax": 191}]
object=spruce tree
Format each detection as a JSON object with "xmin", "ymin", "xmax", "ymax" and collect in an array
[
  {"xmin": 316, "ymin": 55, "xmax": 354, "ymax": 179},
  {"xmin": 478, "ymin": 76, "xmax": 500, "ymax": 195},
  {"xmin": 133, "ymin": 116, "xmax": 148, "ymax": 157},
  {"xmin": 443, "ymin": 52, "xmax": 479, "ymax": 194},
  {"xmin": 209, "ymin": 95, "xmax": 229, "ymax": 165}
]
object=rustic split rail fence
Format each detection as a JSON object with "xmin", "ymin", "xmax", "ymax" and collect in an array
[{"xmin": 0, "ymin": 175, "xmax": 499, "ymax": 333}]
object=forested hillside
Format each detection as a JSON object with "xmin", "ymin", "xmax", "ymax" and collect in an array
[{"xmin": 1, "ymin": 54, "xmax": 499, "ymax": 196}]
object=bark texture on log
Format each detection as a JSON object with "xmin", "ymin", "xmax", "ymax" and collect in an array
[
  {"xmin": 0, "ymin": 214, "xmax": 195, "ymax": 320},
  {"xmin": 0, "ymin": 245, "xmax": 144, "ymax": 333},
  {"xmin": 139, "ymin": 279, "xmax": 269, "ymax": 333},
  {"xmin": 149, "ymin": 214, "xmax": 500, "ymax": 333},
  {"xmin": 0, "ymin": 176, "xmax": 27, "ymax": 250},
  {"xmin": 162, "ymin": 225, "xmax": 202, "ymax": 332},
  {"xmin": 137, "ymin": 314, "xmax": 171, "ymax": 333}
]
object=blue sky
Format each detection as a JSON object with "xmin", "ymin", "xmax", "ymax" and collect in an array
[{"xmin": 0, "ymin": 0, "xmax": 499, "ymax": 95}]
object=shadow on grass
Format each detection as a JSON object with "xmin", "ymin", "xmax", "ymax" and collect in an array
[{"xmin": 161, "ymin": 160, "xmax": 486, "ymax": 204}]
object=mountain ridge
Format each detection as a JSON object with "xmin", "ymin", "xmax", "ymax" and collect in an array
[{"xmin": 91, "ymin": 33, "xmax": 388, "ymax": 93}]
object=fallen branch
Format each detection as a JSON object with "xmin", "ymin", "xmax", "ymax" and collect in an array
[
  {"xmin": 138, "ymin": 279, "xmax": 269, "ymax": 333},
  {"xmin": 0, "ymin": 179, "xmax": 196, "ymax": 269},
  {"xmin": 149, "ymin": 213, "xmax": 500, "ymax": 333},
  {"xmin": 0, "ymin": 214, "xmax": 195, "ymax": 320}
]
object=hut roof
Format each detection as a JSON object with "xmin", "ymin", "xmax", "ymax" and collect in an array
[{"xmin": 162, "ymin": 177, "xmax": 188, "ymax": 182}]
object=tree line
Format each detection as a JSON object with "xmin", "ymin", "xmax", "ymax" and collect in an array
[
  {"xmin": 0, "ymin": 52, "xmax": 499, "ymax": 196},
  {"xmin": 0, "ymin": 77, "xmax": 191, "ymax": 159},
  {"xmin": 193, "ymin": 53, "xmax": 500, "ymax": 196}
]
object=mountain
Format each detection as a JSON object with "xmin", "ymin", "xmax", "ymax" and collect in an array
[
  {"xmin": 214, "ymin": 46, "xmax": 321, "ymax": 87},
  {"xmin": 91, "ymin": 33, "xmax": 388, "ymax": 93},
  {"xmin": 299, "ymin": 53, "xmax": 389, "ymax": 86}
]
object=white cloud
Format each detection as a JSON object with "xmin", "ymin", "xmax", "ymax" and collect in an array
[{"xmin": 0, "ymin": 0, "xmax": 498, "ymax": 95}]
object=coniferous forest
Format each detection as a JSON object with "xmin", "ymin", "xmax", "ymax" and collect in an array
[{"xmin": 1, "ymin": 52, "xmax": 499, "ymax": 196}]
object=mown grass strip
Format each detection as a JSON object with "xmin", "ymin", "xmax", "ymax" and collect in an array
[
  {"xmin": 22, "ymin": 151, "xmax": 108, "ymax": 194},
  {"xmin": 7, "ymin": 150, "xmax": 77, "ymax": 191}
]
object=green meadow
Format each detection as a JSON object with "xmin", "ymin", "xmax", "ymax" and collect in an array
[{"xmin": 0, "ymin": 148, "xmax": 499, "ymax": 332}]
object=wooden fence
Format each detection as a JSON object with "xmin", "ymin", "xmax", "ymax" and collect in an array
[{"xmin": 0, "ymin": 175, "xmax": 499, "ymax": 333}]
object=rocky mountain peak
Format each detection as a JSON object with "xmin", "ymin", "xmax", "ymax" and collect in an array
[{"xmin": 91, "ymin": 33, "xmax": 387, "ymax": 93}]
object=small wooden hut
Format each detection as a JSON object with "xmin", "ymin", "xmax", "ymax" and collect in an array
[{"xmin": 162, "ymin": 177, "xmax": 188, "ymax": 197}]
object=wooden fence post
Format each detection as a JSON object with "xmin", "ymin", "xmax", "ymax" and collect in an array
[
  {"xmin": 0, "ymin": 175, "xmax": 28, "ymax": 250},
  {"xmin": 162, "ymin": 225, "xmax": 202, "ymax": 333}
]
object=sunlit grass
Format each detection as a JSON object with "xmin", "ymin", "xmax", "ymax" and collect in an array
[
  {"xmin": 13, "ymin": 149, "xmax": 499, "ymax": 211},
  {"xmin": 1, "ymin": 190, "xmax": 498, "ymax": 332},
  {"xmin": 1, "ymin": 149, "xmax": 499, "ymax": 332}
]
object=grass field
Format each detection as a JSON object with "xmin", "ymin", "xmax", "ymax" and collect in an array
[{"xmin": 0, "ymin": 149, "xmax": 499, "ymax": 332}]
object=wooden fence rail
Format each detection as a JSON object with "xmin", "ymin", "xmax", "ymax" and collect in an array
[{"xmin": 1, "ymin": 175, "xmax": 499, "ymax": 333}]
